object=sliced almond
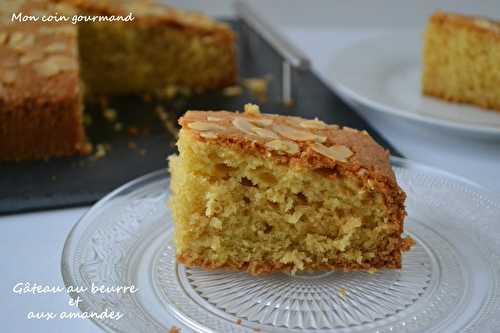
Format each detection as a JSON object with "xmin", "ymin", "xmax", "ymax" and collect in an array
[
  {"xmin": 299, "ymin": 118, "xmax": 327, "ymax": 130},
  {"xmin": 273, "ymin": 124, "xmax": 318, "ymax": 141},
  {"xmin": 265, "ymin": 139, "xmax": 299, "ymax": 155},
  {"xmin": 253, "ymin": 127, "xmax": 278, "ymax": 139},
  {"xmin": 247, "ymin": 117, "xmax": 273, "ymax": 127},
  {"xmin": 232, "ymin": 117, "xmax": 255, "ymax": 135},
  {"xmin": 34, "ymin": 55, "xmax": 77, "ymax": 77},
  {"xmin": 475, "ymin": 18, "xmax": 500, "ymax": 32},
  {"xmin": 199, "ymin": 132, "xmax": 218, "ymax": 139},
  {"xmin": 188, "ymin": 121, "xmax": 225, "ymax": 132},
  {"xmin": 206, "ymin": 115, "xmax": 225, "ymax": 122},
  {"xmin": 314, "ymin": 135, "xmax": 327, "ymax": 143},
  {"xmin": 44, "ymin": 42, "xmax": 67, "ymax": 54},
  {"xmin": 311, "ymin": 143, "xmax": 353, "ymax": 162},
  {"xmin": 38, "ymin": 26, "xmax": 76, "ymax": 36},
  {"xmin": 8, "ymin": 32, "xmax": 24, "ymax": 45},
  {"xmin": 8, "ymin": 33, "xmax": 35, "ymax": 52},
  {"xmin": 19, "ymin": 52, "xmax": 43, "ymax": 65}
]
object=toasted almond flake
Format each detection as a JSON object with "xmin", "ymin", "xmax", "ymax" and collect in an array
[
  {"xmin": 207, "ymin": 115, "xmax": 225, "ymax": 122},
  {"xmin": 328, "ymin": 124, "xmax": 340, "ymax": 130},
  {"xmin": 0, "ymin": 32, "xmax": 7, "ymax": 45},
  {"xmin": 475, "ymin": 18, "xmax": 500, "ymax": 32},
  {"xmin": 44, "ymin": 42, "xmax": 67, "ymax": 53},
  {"xmin": 19, "ymin": 52, "xmax": 43, "ymax": 65},
  {"xmin": 200, "ymin": 132, "xmax": 218, "ymax": 139},
  {"xmin": 243, "ymin": 103, "xmax": 261, "ymax": 115},
  {"xmin": 34, "ymin": 55, "xmax": 77, "ymax": 77},
  {"xmin": 232, "ymin": 117, "xmax": 255, "ymax": 135},
  {"xmin": 265, "ymin": 139, "xmax": 299, "ymax": 155},
  {"xmin": 8, "ymin": 33, "xmax": 35, "ymax": 52},
  {"xmin": 361, "ymin": 130, "xmax": 370, "ymax": 136},
  {"xmin": 3, "ymin": 70, "xmax": 16, "ymax": 84},
  {"xmin": 9, "ymin": 32, "xmax": 24, "ymax": 45},
  {"xmin": 311, "ymin": 143, "xmax": 353, "ymax": 162},
  {"xmin": 253, "ymin": 127, "xmax": 279, "ymax": 139},
  {"xmin": 38, "ymin": 26, "xmax": 75, "ymax": 36},
  {"xmin": 247, "ymin": 117, "xmax": 273, "ymax": 127},
  {"xmin": 314, "ymin": 135, "xmax": 327, "ymax": 143},
  {"xmin": 273, "ymin": 124, "xmax": 318, "ymax": 141},
  {"xmin": 188, "ymin": 121, "xmax": 225, "ymax": 132},
  {"xmin": 299, "ymin": 118, "xmax": 327, "ymax": 130}
]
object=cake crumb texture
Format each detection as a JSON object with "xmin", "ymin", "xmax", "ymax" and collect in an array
[
  {"xmin": 169, "ymin": 104, "xmax": 413, "ymax": 275},
  {"xmin": 422, "ymin": 11, "xmax": 500, "ymax": 112}
]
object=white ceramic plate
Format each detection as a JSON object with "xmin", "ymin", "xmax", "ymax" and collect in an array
[
  {"xmin": 61, "ymin": 159, "xmax": 500, "ymax": 333},
  {"xmin": 326, "ymin": 31, "xmax": 500, "ymax": 138}
]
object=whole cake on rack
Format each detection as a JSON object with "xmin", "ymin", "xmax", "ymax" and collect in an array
[
  {"xmin": 0, "ymin": 0, "xmax": 237, "ymax": 160},
  {"xmin": 169, "ymin": 104, "xmax": 414, "ymax": 275}
]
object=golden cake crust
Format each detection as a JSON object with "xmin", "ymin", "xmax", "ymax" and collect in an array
[
  {"xmin": 179, "ymin": 105, "xmax": 398, "ymax": 187},
  {"xmin": 430, "ymin": 11, "xmax": 500, "ymax": 39}
]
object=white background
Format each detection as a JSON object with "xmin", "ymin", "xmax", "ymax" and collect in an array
[{"xmin": 1, "ymin": 1, "xmax": 499, "ymax": 332}]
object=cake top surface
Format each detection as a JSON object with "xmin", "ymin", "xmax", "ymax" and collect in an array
[
  {"xmin": 56, "ymin": 0, "xmax": 233, "ymax": 33},
  {"xmin": 179, "ymin": 104, "xmax": 396, "ymax": 184},
  {"xmin": 0, "ymin": 0, "xmax": 80, "ymax": 106},
  {"xmin": 430, "ymin": 11, "xmax": 500, "ymax": 35}
]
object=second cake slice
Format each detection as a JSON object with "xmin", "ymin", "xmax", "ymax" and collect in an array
[{"xmin": 170, "ymin": 104, "xmax": 413, "ymax": 275}]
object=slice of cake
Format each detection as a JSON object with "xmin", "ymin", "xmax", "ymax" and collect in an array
[
  {"xmin": 0, "ymin": 0, "xmax": 89, "ymax": 160},
  {"xmin": 422, "ymin": 11, "xmax": 500, "ymax": 112},
  {"xmin": 58, "ymin": 0, "xmax": 238, "ymax": 97},
  {"xmin": 169, "ymin": 104, "xmax": 413, "ymax": 275}
]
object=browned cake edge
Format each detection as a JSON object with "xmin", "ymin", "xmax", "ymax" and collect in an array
[{"xmin": 175, "ymin": 105, "xmax": 412, "ymax": 274}]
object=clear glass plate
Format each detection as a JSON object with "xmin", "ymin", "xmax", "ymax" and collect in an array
[{"xmin": 61, "ymin": 157, "xmax": 500, "ymax": 333}]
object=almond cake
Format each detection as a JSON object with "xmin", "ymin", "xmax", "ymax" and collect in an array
[
  {"xmin": 0, "ymin": 0, "xmax": 89, "ymax": 160},
  {"xmin": 422, "ymin": 11, "xmax": 500, "ymax": 112},
  {"xmin": 169, "ymin": 104, "xmax": 414, "ymax": 275},
  {"xmin": 0, "ymin": 0, "xmax": 237, "ymax": 160}
]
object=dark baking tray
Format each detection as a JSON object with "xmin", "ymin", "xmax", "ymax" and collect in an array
[{"xmin": 0, "ymin": 19, "xmax": 401, "ymax": 215}]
